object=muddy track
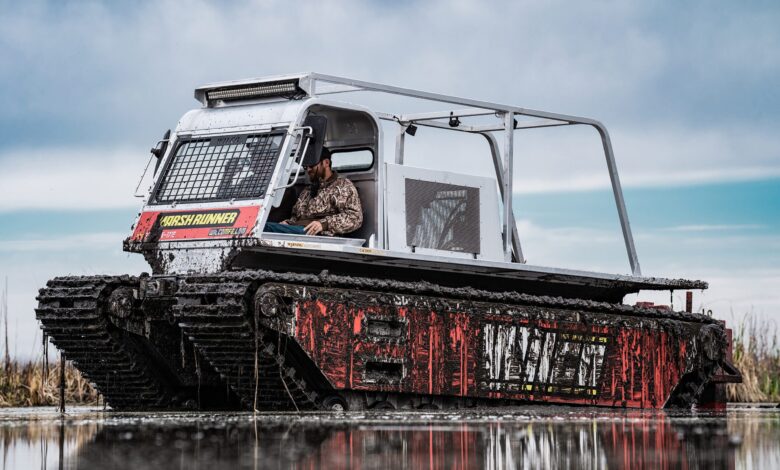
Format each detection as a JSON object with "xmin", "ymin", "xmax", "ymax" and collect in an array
[
  {"xmin": 36, "ymin": 270, "xmax": 723, "ymax": 410},
  {"xmin": 172, "ymin": 277, "xmax": 319, "ymax": 410},
  {"xmin": 35, "ymin": 276, "xmax": 177, "ymax": 409},
  {"xmin": 209, "ymin": 269, "xmax": 719, "ymax": 324}
]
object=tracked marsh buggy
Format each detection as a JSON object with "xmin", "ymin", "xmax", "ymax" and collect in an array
[{"xmin": 36, "ymin": 74, "xmax": 740, "ymax": 410}]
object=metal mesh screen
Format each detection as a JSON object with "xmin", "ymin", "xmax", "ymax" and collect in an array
[
  {"xmin": 153, "ymin": 132, "xmax": 285, "ymax": 204},
  {"xmin": 405, "ymin": 179, "xmax": 480, "ymax": 254}
]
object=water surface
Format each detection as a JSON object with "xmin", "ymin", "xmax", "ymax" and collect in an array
[{"xmin": 0, "ymin": 405, "xmax": 778, "ymax": 469}]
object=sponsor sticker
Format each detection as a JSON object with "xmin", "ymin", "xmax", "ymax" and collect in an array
[
  {"xmin": 207, "ymin": 227, "xmax": 247, "ymax": 237},
  {"xmin": 210, "ymin": 135, "xmax": 245, "ymax": 147}
]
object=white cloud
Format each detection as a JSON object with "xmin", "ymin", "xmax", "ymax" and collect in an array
[
  {"xmin": 0, "ymin": 147, "xmax": 146, "ymax": 211},
  {"xmin": 660, "ymin": 224, "xmax": 764, "ymax": 232},
  {"xmin": 0, "ymin": 1, "xmax": 777, "ymax": 208},
  {"xmin": 510, "ymin": 124, "xmax": 780, "ymax": 194},
  {"xmin": 0, "ymin": 1, "xmax": 777, "ymax": 139},
  {"xmin": 0, "ymin": 232, "xmax": 123, "ymax": 252}
]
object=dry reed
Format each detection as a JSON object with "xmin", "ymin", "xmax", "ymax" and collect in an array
[
  {"xmin": 0, "ymin": 360, "xmax": 99, "ymax": 407},
  {"xmin": 727, "ymin": 315, "xmax": 780, "ymax": 403},
  {"xmin": 0, "ymin": 277, "xmax": 100, "ymax": 407}
]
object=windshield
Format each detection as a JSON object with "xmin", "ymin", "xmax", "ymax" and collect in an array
[{"xmin": 152, "ymin": 132, "xmax": 285, "ymax": 204}]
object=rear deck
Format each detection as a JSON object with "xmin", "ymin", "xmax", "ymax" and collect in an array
[{"xmin": 221, "ymin": 234, "xmax": 705, "ymax": 302}]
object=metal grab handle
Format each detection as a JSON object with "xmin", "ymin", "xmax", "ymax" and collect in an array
[
  {"xmin": 134, "ymin": 155, "xmax": 155, "ymax": 198},
  {"xmin": 273, "ymin": 126, "xmax": 313, "ymax": 193},
  {"xmin": 709, "ymin": 358, "xmax": 743, "ymax": 384},
  {"xmin": 134, "ymin": 135, "xmax": 171, "ymax": 198}
]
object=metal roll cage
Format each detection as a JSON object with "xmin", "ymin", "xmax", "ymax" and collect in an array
[{"xmin": 246, "ymin": 73, "xmax": 640, "ymax": 276}]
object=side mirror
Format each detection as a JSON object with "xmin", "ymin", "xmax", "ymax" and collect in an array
[
  {"xmin": 301, "ymin": 116, "xmax": 327, "ymax": 167},
  {"xmin": 150, "ymin": 129, "xmax": 171, "ymax": 174}
]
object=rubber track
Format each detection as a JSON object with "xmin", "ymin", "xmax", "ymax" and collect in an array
[
  {"xmin": 173, "ymin": 278, "xmax": 318, "ymax": 410},
  {"xmin": 36, "ymin": 276, "xmax": 174, "ymax": 409},
  {"xmin": 197, "ymin": 270, "xmax": 719, "ymax": 323}
]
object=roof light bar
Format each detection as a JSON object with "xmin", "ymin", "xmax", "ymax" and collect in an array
[{"xmin": 205, "ymin": 79, "xmax": 303, "ymax": 104}]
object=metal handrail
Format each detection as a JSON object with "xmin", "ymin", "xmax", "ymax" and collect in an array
[{"xmin": 273, "ymin": 126, "xmax": 313, "ymax": 192}]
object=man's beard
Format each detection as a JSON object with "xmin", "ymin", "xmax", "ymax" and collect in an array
[
  {"xmin": 309, "ymin": 166, "xmax": 322, "ymax": 197},
  {"xmin": 309, "ymin": 179, "xmax": 321, "ymax": 198}
]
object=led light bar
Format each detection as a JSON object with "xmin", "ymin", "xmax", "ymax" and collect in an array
[{"xmin": 205, "ymin": 80, "xmax": 303, "ymax": 103}]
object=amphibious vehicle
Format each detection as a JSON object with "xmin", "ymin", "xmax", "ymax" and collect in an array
[{"xmin": 36, "ymin": 73, "xmax": 740, "ymax": 410}]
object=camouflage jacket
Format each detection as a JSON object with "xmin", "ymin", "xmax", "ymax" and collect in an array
[{"xmin": 284, "ymin": 173, "xmax": 363, "ymax": 236}]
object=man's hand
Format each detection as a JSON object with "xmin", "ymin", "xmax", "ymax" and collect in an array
[
  {"xmin": 280, "ymin": 221, "xmax": 289, "ymax": 225},
  {"xmin": 304, "ymin": 221, "xmax": 323, "ymax": 236}
]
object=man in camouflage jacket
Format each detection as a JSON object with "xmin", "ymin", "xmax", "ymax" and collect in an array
[{"xmin": 271, "ymin": 149, "xmax": 363, "ymax": 236}]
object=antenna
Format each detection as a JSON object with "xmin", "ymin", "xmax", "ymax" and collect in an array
[{"xmin": 3, "ymin": 277, "xmax": 8, "ymax": 373}]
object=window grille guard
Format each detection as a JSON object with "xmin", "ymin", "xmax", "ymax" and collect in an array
[{"xmin": 153, "ymin": 132, "xmax": 285, "ymax": 204}]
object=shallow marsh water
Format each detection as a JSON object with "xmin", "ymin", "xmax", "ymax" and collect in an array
[{"xmin": 0, "ymin": 405, "xmax": 777, "ymax": 469}]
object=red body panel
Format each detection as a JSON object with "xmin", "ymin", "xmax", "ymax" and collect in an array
[
  {"xmin": 294, "ymin": 297, "xmax": 696, "ymax": 409},
  {"xmin": 129, "ymin": 206, "xmax": 260, "ymax": 242}
]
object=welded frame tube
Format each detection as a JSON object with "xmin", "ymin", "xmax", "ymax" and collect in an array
[
  {"xmin": 593, "ymin": 123, "xmax": 641, "ymax": 276},
  {"xmin": 502, "ymin": 112, "xmax": 514, "ymax": 262},
  {"xmin": 482, "ymin": 132, "xmax": 525, "ymax": 263},
  {"xmin": 395, "ymin": 125, "xmax": 406, "ymax": 165}
]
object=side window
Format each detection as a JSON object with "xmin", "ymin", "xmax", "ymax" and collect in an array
[{"xmin": 330, "ymin": 149, "xmax": 373, "ymax": 172}]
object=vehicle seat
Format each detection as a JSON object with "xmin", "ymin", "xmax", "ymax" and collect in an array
[
  {"xmin": 345, "ymin": 176, "xmax": 376, "ymax": 245},
  {"xmin": 267, "ymin": 177, "xmax": 375, "ymax": 246}
]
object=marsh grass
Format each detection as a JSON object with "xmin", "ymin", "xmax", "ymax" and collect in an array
[
  {"xmin": 0, "ymin": 361, "xmax": 99, "ymax": 407},
  {"xmin": 727, "ymin": 315, "xmax": 780, "ymax": 402},
  {"xmin": 0, "ymin": 278, "xmax": 100, "ymax": 407}
]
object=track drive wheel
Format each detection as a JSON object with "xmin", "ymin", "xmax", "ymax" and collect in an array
[
  {"xmin": 321, "ymin": 394, "xmax": 349, "ymax": 411},
  {"xmin": 370, "ymin": 400, "xmax": 395, "ymax": 410}
]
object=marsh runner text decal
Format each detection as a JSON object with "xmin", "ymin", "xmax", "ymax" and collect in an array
[{"xmin": 158, "ymin": 210, "xmax": 240, "ymax": 228}]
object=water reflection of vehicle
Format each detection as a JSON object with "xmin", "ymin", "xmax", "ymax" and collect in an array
[
  {"xmin": 293, "ymin": 414, "xmax": 735, "ymax": 470},
  {"xmin": 45, "ymin": 411, "xmax": 748, "ymax": 469}
]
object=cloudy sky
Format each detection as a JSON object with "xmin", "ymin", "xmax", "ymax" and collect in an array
[{"xmin": 1, "ymin": 0, "xmax": 778, "ymax": 359}]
